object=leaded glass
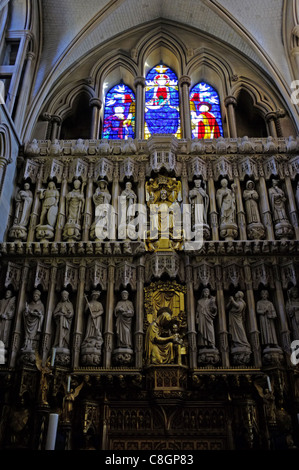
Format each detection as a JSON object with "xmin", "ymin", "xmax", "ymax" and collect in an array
[
  {"xmin": 144, "ymin": 64, "xmax": 181, "ymax": 139},
  {"xmin": 102, "ymin": 83, "xmax": 135, "ymax": 139},
  {"xmin": 190, "ymin": 82, "xmax": 223, "ymax": 139}
]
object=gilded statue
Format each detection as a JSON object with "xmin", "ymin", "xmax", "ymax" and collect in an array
[
  {"xmin": 256, "ymin": 290, "xmax": 279, "ymax": 348},
  {"xmin": 35, "ymin": 351, "xmax": 52, "ymax": 407},
  {"xmin": 145, "ymin": 308, "xmax": 176, "ymax": 365}
]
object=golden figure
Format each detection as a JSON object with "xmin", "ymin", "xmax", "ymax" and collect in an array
[
  {"xmin": 35, "ymin": 351, "xmax": 52, "ymax": 407},
  {"xmin": 145, "ymin": 308, "xmax": 176, "ymax": 365},
  {"xmin": 145, "ymin": 176, "xmax": 182, "ymax": 251},
  {"xmin": 62, "ymin": 380, "xmax": 84, "ymax": 423}
]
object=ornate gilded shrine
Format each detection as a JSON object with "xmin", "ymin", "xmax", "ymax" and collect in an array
[{"xmin": 1, "ymin": 134, "xmax": 299, "ymax": 450}]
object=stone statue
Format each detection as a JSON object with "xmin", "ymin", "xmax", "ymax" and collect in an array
[
  {"xmin": 0, "ymin": 289, "xmax": 16, "ymax": 349},
  {"xmin": 268, "ymin": 179, "xmax": 293, "ymax": 239},
  {"xmin": 90, "ymin": 180, "xmax": 111, "ymax": 240},
  {"xmin": 196, "ymin": 288, "xmax": 217, "ymax": 349},
  {"xmin": 243, "ymin": 180, "xmax": 265, "ymax": 239},
  {"xmin": 189, "ymin": 179, "xmax": 210, "ymax": 239},
  {"xmin": 145, "ymin": 309, "xmax": 176, "ymax": 365},
  {"xmin": 256, "ymin": 290, "xmax": 279, "ymax": 348},
  {"xmin": 286, "ymin": 287, "xmax": 299, "ymax": 340},
  {"xmin": 36, "ymin": 181, "xmax": 60, "ymax": 241},
  {"xmin": 81, "ymin": 291, "xmax": 104, "ymax": 365},
  {"xmin": 120, "ymin": 181, "xmax": 137, "ymax": 224},
  {"xmin": 216, "ymin": 178, "xmax": 238, "ymax": 240},
  {"xmin": 295, "ymin": 181, "xmax": 299, "ymax": 211},
  {"xmin": 9, "ymin": 183, "xmax": 33, "ymax": 240},
  {"xmin": 53, "ymin": 290, "xmax": 74, "ymax": 351},
  {"xmin": 21, "ymin": 290, "xmax": 45, "ymax": 353},
  {"xmin": 227, "ymin": 291, "xmax": 251, "ymax": 364},
  {"xmin": 63, "ymin": 179, "xmax": 85, "ymax": 241},
  {"xmin": 114, "ymin": 290, "xmax": 134, "ymax": 349}
]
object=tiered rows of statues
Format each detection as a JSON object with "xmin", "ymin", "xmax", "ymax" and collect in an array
[{"xmin": 0, "ymin": 136, "xmax": 299, "ymax": 373}]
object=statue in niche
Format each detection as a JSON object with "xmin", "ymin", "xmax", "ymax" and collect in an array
[
  {"xmin": 256, "ymin": 290, "xmax": 280, "ymax": 349},
  {"xmin": 53, "ymin": 290, "xmax": 74, "ymax": 350},
  {"xmin": 21, "ymin": 290, "xmax": 45, "ymax": 353},
  {"xmin": 243, "ymin": 180, "xmax": 265, "ymax": 240},
  {"xmin": 189, "ymin": 179, "xmax": 210, "ymax": 239},
  {"xmin": 286, "ymin": 286, "xmax": 299, "ymax": 340},
  {"xmin": 196, "ymin": 288, "xmax": 220, "ymax": 365},
  {"xmin": 120, "ymin": 181, "xmax": 137, "ymax": 224},
  {"xmin": 36, "ymin": 181, "xmax": 60, "ymax": 241},
  {"xmin": 227, "ymin": 291, "xmax": 251, "ymax": 364},
  {"xmin": 216, "ymin": 178, "xmax": 238, "ymax": 240},
  {"xmin": 90, "ymin": 180, "xmax": 111, "ymax": 240},
  {"xmin": 196, "ymin": 288, "xmax": 217, "ymax": 349},
  {"xmin": 9, "ymin": 183, "xmax": 33, "ymax": 241},
  {"xmin": 295, "ymin": 181, "xmax": 299, "ymax": 211},
  {"xmin": 113, "ymin": 290, "xmax": 135, "ymax": 365},
  {"xmin": 145, "ymin": 308, "xmax": 177, "ymax": 365},
  {"xmin": 0, "ymin": 289, "xmax": 16, "ymax": 349},
  {"xmin": 63, "ymin": 180, "xmax": 85, "ymax": 241},
  {"xmin": 268, "ymin": 179, "xmax": 293, "ymax": 239},
  {"xmin": 81, "ymin": 291, "xmax": 104, "ymax": 365}
]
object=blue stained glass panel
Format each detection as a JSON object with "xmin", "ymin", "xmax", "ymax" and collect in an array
[
  {"xmin": 190, "ymin": 82, "xmax": 223, "ymax": 139},
  {"xmin": 144, "ymin": 64, "xmax": 181, "ymax": 139},
  {"xmin": 102, "ymin": 83, "xmax": 135, "ymax": 139}
]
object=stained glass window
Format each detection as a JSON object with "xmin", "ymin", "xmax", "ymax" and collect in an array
[
  {"xmin": 190, "ymin": 82, "xmax": 223, "ymax": 139},
  {"xmin": 102, "ymin": 83, "xmax": 135, "ymax": 140},
  {"xmin": 144, "ymin": 64, "xmax": 181, "ymax": 139}
]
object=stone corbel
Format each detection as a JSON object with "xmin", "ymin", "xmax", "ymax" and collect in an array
[
  {"xmin": 94, "ymin": 157, "xmax": 114, "ymax": 182},
  {"xmin": 85, "ymin": 260, "xmax": 108, "ymax": 291},
  {"xmin": 119, "ymin": 157, "xmax": 139, "ymax": 182},
  {"xmin": 57, "ymin": 262, "xmax": 79, "ymax": 291},
  {"xmin": 263, "ymin": 155, "xmax": 283, "ymax": 180},
  {"xmin": 34, "ymin": 262, "xmax": 50, "ymax": 291},
  {"xmin": 145, "ymin": 252, "xmax": 182, "ymax": 282},
  {"xmin": 288, "ymin": 155, "xmax": 299, "ymax": 180},
  {"xmin": 193, "ymin": 262, "xmax": 216, "ymax": 290},
  {"xmin": 5, "ymin": 261, "xmax": 22, "ymax": 291},
  {"xmin": 251, "ymin": 261, "xmax": 274, "ymax": 290},
  {"xmin": 222, "ymin": 262, "xmax": 245, "ymax": 290},
  {"xmin": 68, "ymin": 157, "xmax": 89, "ymax": 183},
  {"xmin": 22, "ymin": 158, "xmax": 41, "ymax": 183},
  {"xmin": 115, "ymin": 261, "xmax": 136, "ymax": 291},
  {"xmin": 280, "ymin": 261, "xmax": 298, "ymax": 289},
  {"xmin": 238, "ymin": 157, "xmax": 259, "ymax": 181},
  {"xmin": 188, "ymin": 156, "xmax": 207, "ymax": 181},
  {"xmin": 43, "ymin": 158, "xmax": 64, "ymax": 184},
  {"xmin": 213, "ymin": 156, "xmax": 233, "ymax": 181}
]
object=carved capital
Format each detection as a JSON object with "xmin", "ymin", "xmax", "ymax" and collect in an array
[
  {"xmin": 224, "ymin": 96, "xmax": 237, "ymax": 107},
  {"xmin": 134, "ymin": 76, "xmax": 146, "ymax": 88},
  {"xmin": 179, "ymin": 75, "xmax": 191, "ymax": 87}
]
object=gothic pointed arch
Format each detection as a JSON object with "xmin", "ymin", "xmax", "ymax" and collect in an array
[
  {"xmin": 102, "ymin": 82, "xmax": 135, "ymax": 140},
  {"xmin": 189, "ymin": 82, "xmax": 223, "ymax": 139}
]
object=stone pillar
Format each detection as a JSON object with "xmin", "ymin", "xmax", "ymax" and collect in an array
[
  {"xmin": 112, "ymin": 162, "xmax": 120, "ymax": 240},
  {"xmin": 103, "ymin": 261, "xmax": 115, "ymax": 367},
  {"xmin": 9, "ymin": 263, "xmax": 30, "ymax": 368},
  {"xmin": 208, "ymin": 165, "xmax": 219, "ymax": 240},
  {"xmin": 224, "ymin": 96, "xmax": 238, "ymax": 138},
  {"xmin": 134, "ymin": 77, "xmax": 146, "ymax": 140},
  {"xmin": 215, "ymin": 263, "xmax": 229, "ymax": 367},
  {"xmin": 243, "ymin": 260, "xmax": 262, "ymax": 368},
  {"xmin": 265, "ymin": 112, "xmax": 278, "ymax": 138},
  {"xmin": 72, "ymin": 262, "xmax": 86, "ymax": 368},
  {"xmin": 50, "ymin": 115, "xmax": 62, "ymax": 141},
  {"xmin": 284, "ymin": 176, "xmax": 299, "ymax": 238},
  {"xmin": 0, "ymin": 157, "xmax": 8, "ymax": 196},
  {"xmin": 14, "ymin": 51, "xmax": 36, "ymax": 130},
  {"xmin": 82, "ymin": 163, "xmax": 94, "ymax": 241},
  {"xmin": 257, "ymin": 172, "xmax": 275, "ymax": 240},
  {"xmin": 42, "ymin": 263, "xmax": 58, "ymax": 364},
  {"xmin": 27, "ymin": 164, "xmax": 44, "ymax": 242},
  {"xmin": 89, "ymin": 98, "xmax": 102, "ymax": 140},
  {"xmin": 234, "ymin": 177, "xmax": 247, "ymax": 240},
  {"xmin": 135, "ymin": 255, "xmax": 145, "ymax": 368},
  {"xmin": 137, "ymin": 162, "xmax": 146, "ymax": 241},
  {"xmin": 185, "ymin": 257, "xmax": 197, "ymax": 369},
  {"xmin": 273, "ymin": 262, "xmax": 292, "ymax": 354},
  {"xmin": 179, "ymin": 75, "xmax": 192, "ymax": 139},
  {"xmin": 55, "ymin": 163, "xmax": 69, "ymax": 241}
]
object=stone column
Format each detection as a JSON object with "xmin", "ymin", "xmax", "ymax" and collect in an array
[
  {"xmin": 257, "ymin": 169, "xmax": 275, "ymax": 240},
  {"xmin": 27, "ymin": 164, "xmax": 44, "ymax": 242},
  {"xmin": 284, "ymin": 176, "xmax": 299, "ymax": 238},
  {"xmin": 55, "ymin": 163, "xmax": 69, "ymax": 241},
  {"xmin": 89, "ymin": 98, "xmax": 102, "ymax": 140},
  {"xmin": 50, "ymin": 115, "xmax": 62, "ymax": 141},
  {"xmin": 207, "ymin": 164, "xmax": 219, "ymax": 240},
  {"xmin": 179, "ymin": 75, "xmax": 192, "ymax": 139},
  {"xmin": 112, "ymin": 162, "xmax": 120, "ymax": 240},
  {"xmin": 137, "ymin": 162, "xmax": 146, "ymax": 241},
  {"xmin": 224, "ymin": 96, "xmax": 238, "ymax": 138},
  {"xmin": 134, "ymin": 77, "xmax": 146, "ymax": 140},
  {"xmin": 42, "ymin": 263, "xmax": 58, "ymax": 364},
  {"xmin": 185, "ymin": 257, "xmax": 197, "ymax": 369},
  {"xmin": 9, "ymin": 263, "xmax": 30, "ymax": 368},
  {"xmin": 135, "ymin": 255, "xmax": 145, "ymax": 368},
  {"xmin": 215, "ymin": 263, "xmax": 229, "ymax": 367},
  {"xmin": 82, "ymin": 163, "xmax": 94, "ymax": 241},
  {"xmin": 72, "ymin": 261, "xmax": 86, "ymax": 368},
  {"xmin": 0, "ymin": 157, "xmax": 8, "ymax": 196},
  {"xmin": 273, "ymin": 262, "xmax": 292, "ymax": 354},
  {"xmin": 265, "ymin": 112, "xmax": 278, "ymax": 138},
  {"xmin": 243, "ymin": 260, "xmax": 262, "ymax": 368},
  {"xmin": 14, "ymin": 51, "xmax": 36, "ymax": 130},
  {"xmin": 103, "ymin": 261, "xmax": 115, "ymax": 367},
  {"xmin": 234, "ymin": 176, "xmax": 247, "ymax": 240}
]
